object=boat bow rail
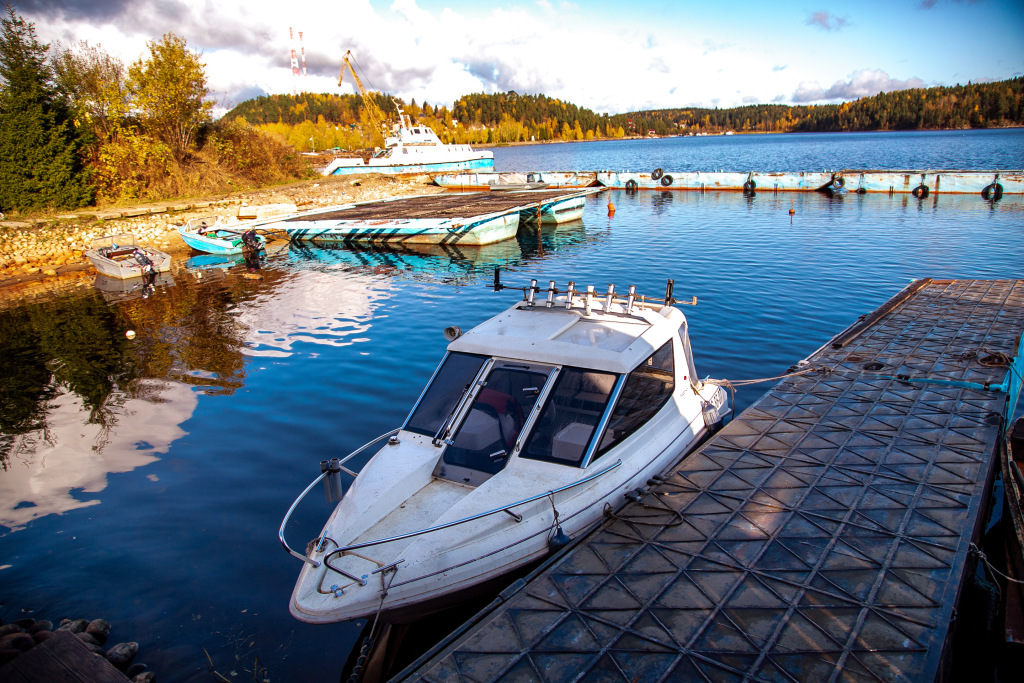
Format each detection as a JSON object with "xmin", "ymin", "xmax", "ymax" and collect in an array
[
  {"xmin": 279, "ymin": 428, "xmax": 400, "ymax": 567},
  {"xmin": 281, "ymin": 447, "xmax": 623, "ymax": 570},
  {"xmin": 322, "ymin": 458, "xmax": 622, "ymax": 559}
]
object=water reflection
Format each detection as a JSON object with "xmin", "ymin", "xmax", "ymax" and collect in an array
[
  {"xmin": 94, "ymin": 271, "xmax": 175, "ymax": 303},
  {"xmin": 0, "ymin": 379, "xmax": 196, "ymax": 531}
]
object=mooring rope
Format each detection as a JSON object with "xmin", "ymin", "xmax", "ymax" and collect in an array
[{"xmin": 969, "ymin": 542, "xmax": 1024, "ymax": 596}]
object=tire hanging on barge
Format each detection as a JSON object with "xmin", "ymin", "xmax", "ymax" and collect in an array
[{"xmin": 982, "ymin": 182, "xmax": 1003, "ymax": 200}]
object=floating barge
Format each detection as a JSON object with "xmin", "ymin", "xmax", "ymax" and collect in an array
[
  {"xmin": 433, "ymin": 171, "xmax": 600, "ymax": 190},
  {"xmin": 596, "ymin": 169, "xmax": 1021, "ymax": 195},
  {"xmin": 258, "ymin": 189, "xmax": 601, "ymax": 246},
  {"xmin": 401, "ymin": 278, "xmax": 1024, "ymax": 682}
]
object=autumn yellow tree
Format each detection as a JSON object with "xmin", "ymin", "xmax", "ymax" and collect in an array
[{"xmin": 128, "ymin": 33, "xmax": 212, "ymax": 160}]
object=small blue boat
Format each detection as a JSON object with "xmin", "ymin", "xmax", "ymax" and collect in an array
[{"xmin": 178, "ymin": 217, "xmax": 267, "ymax": 255}]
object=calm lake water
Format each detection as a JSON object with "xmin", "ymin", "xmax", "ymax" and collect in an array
[{"xmin": 1, "ymin": 129, "xmax": 1022, "ymax": 681}]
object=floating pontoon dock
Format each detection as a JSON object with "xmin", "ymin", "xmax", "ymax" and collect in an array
[
  {"xmin": 260, "ymin": 189, "xmax": 602, "ymax": 246},
  {"xmin": 433, "ymin": 170, "xmax": 1021, "ymax": 195},
  {"xmin": 598, "ymin": 169, "xmax": 1022, "ymax": 195},
  {"xmin": 402, "ymin": 278, "xmax": 1024, "ymax": 682}
]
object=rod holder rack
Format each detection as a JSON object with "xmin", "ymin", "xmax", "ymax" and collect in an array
[{"xmin": 491, "ymin": 267, "xmax": 696, "ymax": 315}]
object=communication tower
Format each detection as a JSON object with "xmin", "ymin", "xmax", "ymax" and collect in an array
[{"xmin": 289, "ymin": 27, "xmax": 307, "ymax": 95}]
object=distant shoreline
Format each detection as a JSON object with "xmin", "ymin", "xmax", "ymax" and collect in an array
[{"xmin": 475, "ymin": 125, "xmax": 1024, "ymax": 149}]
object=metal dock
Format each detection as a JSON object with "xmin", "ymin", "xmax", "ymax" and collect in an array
[{"xmin": 402, "ymin": 278, "xmax": 1024, "ymax": 682}]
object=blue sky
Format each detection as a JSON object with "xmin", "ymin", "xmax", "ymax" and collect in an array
[{"xmin": 17, "ymin": 0, "xmax": 1024, "ymax": 114}]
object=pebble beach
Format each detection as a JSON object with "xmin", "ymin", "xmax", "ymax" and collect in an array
[{"xmin": 0, "ymin": 174, "xmax": 443, "ymax": 304}]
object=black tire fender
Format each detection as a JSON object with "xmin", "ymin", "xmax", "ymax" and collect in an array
[
  {"xmin": 651, "ymin": 168, "xmax": 663, "ymax": 180},
  {"xmin": 624, "ymin": 179, "xmax": 638, "ymax": 192},
  {"xmin": 912, "ymin": 184, "xmax": 929, "ymax": 198},
  {"xmin": 661, "ymin": 174, "xmax": 673, "ymax": 187},
  {"xmin": 982, "ymin": 182, "xmax": 1003, "ymax": 200},
  {"xmin": 832, "ymin": 176, "xmax": 845, "ymax": 189},
  {"xmin": 743, "ymin": 179, "xmax": 756, "ymax": 193}
]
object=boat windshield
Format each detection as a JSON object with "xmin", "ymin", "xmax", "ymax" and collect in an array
[
  {"xmin": 404, "ymin": 352, "xmax": 487, "ymax": 436},
  {"xmin": 520, "ymin": 368, "xmax": 617, "ymax": 468},
  {"xmin": 441, "ymin": 362, "xmax": 551, "ymax": 477}
]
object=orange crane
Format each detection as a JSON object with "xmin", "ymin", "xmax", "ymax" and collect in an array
[{"xmin": 338, "ymin": 50, "xmax": 388, "ymax": 146}]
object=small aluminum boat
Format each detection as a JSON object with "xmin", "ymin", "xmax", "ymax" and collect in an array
[
  {"xmin": 84, "ymin": 233, "xmax": 171, "ymax": 280},
  {"xmin": 178, "ymin": 217, "xmax": 266, "ymax": 256},
  {"xmin": 281, "ymin": 272, "xmax": 732, "ymax": 623}
]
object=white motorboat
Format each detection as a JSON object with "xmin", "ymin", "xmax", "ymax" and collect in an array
[
  {"xmin": 281, "ymin": 273, "xmax": 731, "ymax": 623},
  {"xmin": 84, "ymin": 233, "xmax": 171, "ymax": 280},
  {"xmin": 322, "ymin": 110, "xmax": 493, "ymax": 176}
]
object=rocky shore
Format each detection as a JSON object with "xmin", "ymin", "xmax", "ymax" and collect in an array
[{"xmin": 0, "ymin": 174, "xmax": 443, "ymax": 301}]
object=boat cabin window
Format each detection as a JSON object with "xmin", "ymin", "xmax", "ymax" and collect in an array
[
  {"xmin": 404, "ymin": 353, "xmax": 487, "ymax": 436},
  {"xmin": 520, "ymin": 368, "xmax": 617, "ymax": 468},
  {"xmin": 595, "ymin": 340, "xmax": 675, "ymax": 459},
  {"xmin": 439, "ymin": 362, "xmax": 550, "ymax": 483}
]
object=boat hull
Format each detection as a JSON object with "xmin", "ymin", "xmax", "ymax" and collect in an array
[
  {"xmin": 85, "ymin": 247, "xmax": 171, "ymax": 279},
  {"xmin": 289, "ymin": 381, "xmax": 729, "ymax": 624},
  {"xmin": 178, "ymin": 227, "xmax": 265, "ymax": 255},
  {"xmin": 325, "ymin": 156, "xmax": 494, "ymax": 176}
]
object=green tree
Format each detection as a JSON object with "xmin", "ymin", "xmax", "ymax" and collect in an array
[
  {"xmin": 127, "ymin": 32, "xmax": 212, "ymax": 161},
  {"xmin": 0, "ymin": 3, "xmax": 92, "ymax": 212},
  {"xmin": 53, "ymin": 40, "xmax": 129, "ymax": 146}
]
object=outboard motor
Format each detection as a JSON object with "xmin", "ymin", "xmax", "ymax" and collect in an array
[
  {"xmin": 133, "ymin": 249, "xmax": 157, "ymax": 296},
  {"xmin": 241, "ymin": 229, "xmax": 264, "ymax": 271},
  {"xmin": 133, "ymin": 248, "xmax": 154, "ymax": 273},
  {"xmin": 702, "ymin": 390, "xmax": 731, "ymax": 434}
]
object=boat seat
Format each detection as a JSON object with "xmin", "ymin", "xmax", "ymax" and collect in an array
[
  {"xmin": 102, "ymin": 247, "xmax": 136, "ymax": 259},
  {"xmin": 552, "ymin": 422, "xmax": 592, "ymax": 463},
  {"xmin": 455, "ymin": 406, "xmax": 502, "ymax": 452},
  {"xmin": 477, "ymin": 388, "xmax": 523, "ymax": 448}
]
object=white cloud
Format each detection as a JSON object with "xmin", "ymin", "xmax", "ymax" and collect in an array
[{"xmin": 792, "ymin": 69, "xmax": 927, "ymax": 103}]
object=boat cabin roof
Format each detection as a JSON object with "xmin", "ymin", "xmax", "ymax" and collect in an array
[{"xmin": 447, "ymin": 298, "xmax": 685, "ymax": 374}]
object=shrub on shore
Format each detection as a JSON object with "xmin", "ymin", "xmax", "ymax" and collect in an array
[{"xmin": 1, "ymin": 6, "xmax": 313, "ymax": 217}]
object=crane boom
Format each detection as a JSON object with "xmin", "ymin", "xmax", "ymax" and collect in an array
[{"xmin": 339, "ymin": 50, "xmax": 388, "ymax": 146}]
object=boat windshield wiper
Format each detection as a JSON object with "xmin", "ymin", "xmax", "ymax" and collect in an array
[{"xmin": 432, "ymin": 377, "xmax": 483, "ymax": 447}]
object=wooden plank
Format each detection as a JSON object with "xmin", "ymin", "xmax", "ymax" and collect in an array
[{"xmin": 0, "ymin": 631, "xmax": 129, "ymax": 682}]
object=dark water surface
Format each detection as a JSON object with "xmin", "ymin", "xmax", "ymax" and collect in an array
[{"xmin": 1, "ymin": 130, "xmax": 1023, "ymax": 681}]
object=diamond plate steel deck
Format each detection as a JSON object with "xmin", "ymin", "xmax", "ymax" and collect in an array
[{"xmin": 403, "ymin": 279, "xmax": 1024, "ymax": 683}]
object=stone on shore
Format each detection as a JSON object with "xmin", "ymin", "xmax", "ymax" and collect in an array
[{"xmin": 105, "ymin": 641, "xmax": 139, "ymax": 671}]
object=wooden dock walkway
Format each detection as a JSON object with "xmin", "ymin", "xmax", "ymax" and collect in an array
[
  {"xmin": 0, "ymin": 631, "xmax": 129, "ymax": 682},
  {"xmin": 400, "ymin": 278, "xmax": 1024, "ymax": 682}
]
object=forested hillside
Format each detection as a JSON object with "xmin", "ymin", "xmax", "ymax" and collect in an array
[{"xmin": 225, "ymin": 77, "xmax": 1024, "ymax": 151}]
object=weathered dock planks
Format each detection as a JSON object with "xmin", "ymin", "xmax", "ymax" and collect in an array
[
  {"xmin": 0, "ymin": 630, "xmax": 130, "ymax": 682},
  {"xmin": 401, "ymin": 278, "xmax": 1024, "ymax": 683}
]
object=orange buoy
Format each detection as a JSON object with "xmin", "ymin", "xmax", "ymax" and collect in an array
[{"xmin": 607, "ymin": 201, "xmax": 615, "ymax": 216}]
